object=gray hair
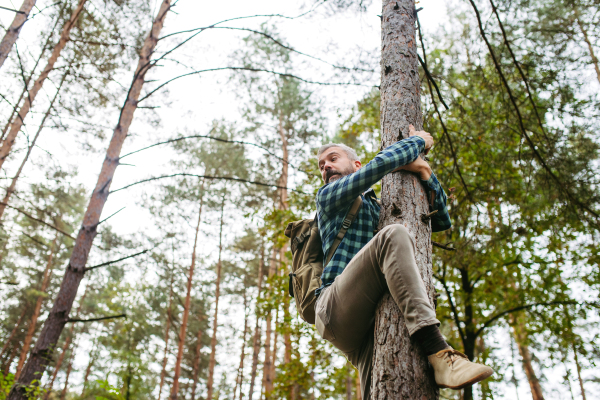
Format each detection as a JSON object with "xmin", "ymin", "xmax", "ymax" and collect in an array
[{"xmin": 317, "ymin": 143, "xmax": 359, "ymax": 162}]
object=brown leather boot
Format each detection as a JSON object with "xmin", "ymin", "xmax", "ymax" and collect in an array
[{"xmin": 428, "ymin": 348, "xmax": 494, "ymax": 389}]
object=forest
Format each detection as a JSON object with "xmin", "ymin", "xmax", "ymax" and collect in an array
[{"xmin": 0, "ymin": 0, "xmax": 598, "ymax": 399}]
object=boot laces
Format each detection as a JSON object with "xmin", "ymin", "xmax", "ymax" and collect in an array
[{"xmin": 439, "ymin": 349, "xmax": 468, "ymax": 368}]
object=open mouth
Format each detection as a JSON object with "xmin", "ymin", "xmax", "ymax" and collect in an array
[{"xmin": 326, "ymin": 172, "xmax": 341, "ymax": 183}]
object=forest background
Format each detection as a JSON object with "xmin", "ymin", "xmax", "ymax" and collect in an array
[{"xmin": 0, "ymin": 0, "xmax": 598, "ymax": 399}]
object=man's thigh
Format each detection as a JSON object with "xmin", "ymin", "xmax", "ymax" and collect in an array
[{"xmin": 317, "ymin": 236, "xmax": 389, "ymax": 354}]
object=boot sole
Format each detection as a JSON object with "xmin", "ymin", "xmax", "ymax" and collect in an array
[{"xmin": 437, "ymin": 369, "xmax": 494, "ymax": 390}]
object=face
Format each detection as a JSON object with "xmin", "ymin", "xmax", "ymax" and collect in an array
[{"xmin": 318, "ymin": 147, "xmax": 362, "ymax": 184}]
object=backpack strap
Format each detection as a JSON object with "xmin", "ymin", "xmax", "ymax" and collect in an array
[{"xmin": 325, "ymin": 196, "xmax": 363, "ymax": 267}]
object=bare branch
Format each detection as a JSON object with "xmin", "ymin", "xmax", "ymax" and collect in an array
[
  {"xmin": 109, "ymin": 173, "xmax": 306, "ymax": 194},
  {"xmin": 138, "ymin": 67, "xmax": 375, "ymax": 103},
  {"xmin": 0, "ymin": 202, "xmax": 75, "ymax": 240},
  {"xmin": 85, "ymin": 247, "xmax": 155, "ymax": 272},
  {"xmin": 67, "ymin": 313, "xmax": 127, "ymax": 323},
  {"xmin": 432, "ymin": 241, "xmax": 456, "ymax": 251}
]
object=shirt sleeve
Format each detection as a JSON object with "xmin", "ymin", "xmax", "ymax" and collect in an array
[
  {"xmin": 316, "ymin": 136, "xmax": 425, "ymax": 214},
  {"xmin": 421, "ymin": 173, "xmax": 452, "ymax": 232}
]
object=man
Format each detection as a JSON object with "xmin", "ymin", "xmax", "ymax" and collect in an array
[{"xmin": 314, "ymin": 126, "xmax": 493, "ymax": 399}]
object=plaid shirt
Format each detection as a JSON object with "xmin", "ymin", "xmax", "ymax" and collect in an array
[{"xmin": 315, "ymin": 136, "xmax": 451, "ymax": 295}]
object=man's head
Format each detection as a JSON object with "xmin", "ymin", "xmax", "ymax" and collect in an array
[{"xmin": 317, "ymin": 143, "xmax": 362, "ymax": 184}]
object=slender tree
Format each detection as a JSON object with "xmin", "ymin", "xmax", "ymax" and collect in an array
[
  {"xmin": 0, "ymin": 0, "xmax": 37, "ymax": 69},
  {"xmin": 371, "ymin": 0, "xmax": 438, "ymax": 399},
  {"xmin": 248, "ymin": 244, "xmax": 265, "ymax": 400},
  {"xmin": 0, "ymin": 0, "xmax": 87, "ymax": 171},
  {"xmin": 6, "ymin": 2, "xmax": 172, "ymax": 397}
]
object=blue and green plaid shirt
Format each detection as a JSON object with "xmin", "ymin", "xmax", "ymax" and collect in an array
[{"xmin": 315, "ymin": 136, "xmax": 451, "ymax": 295}]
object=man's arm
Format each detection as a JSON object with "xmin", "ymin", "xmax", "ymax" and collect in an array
[{"xmin": 317, "ymin": 136, "xmax": 426, "ymax": 214}]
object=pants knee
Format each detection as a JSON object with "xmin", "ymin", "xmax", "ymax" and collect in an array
[{"xmin": 380, "ymin": 224, "xmax": 413, "ymax": 245}]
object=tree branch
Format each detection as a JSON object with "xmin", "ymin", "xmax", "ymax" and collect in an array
[
  {"xmin": 138, "ymin": 67, "xmax": 375, "ymax": 103},
  {"xmin": 109, "ymin": 173, "xmax": 306, "ymax": 194},
  {"xmin": 432, "ymin": 241, "xmax": 456, "ymax": 251},
  {"xmin": 67, "ymin": 313, "xmax": 127, "ymax": 323},
  {"xmin": 85, "ymin": 248, "xmax": 154, "ymax": 272},
  {"xmin": 0, "ymin": 202, "xmax": 75, "ymax": 240}
]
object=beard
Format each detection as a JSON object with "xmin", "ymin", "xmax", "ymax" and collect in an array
[{"xmin": 325, "ymin": 165, "xmax": 356, "ymax": 184}]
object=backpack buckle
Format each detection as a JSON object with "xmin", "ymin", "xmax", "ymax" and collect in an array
[{"xmin": 342, "ymin": 218, "xmax": 352, "ymax": 229}]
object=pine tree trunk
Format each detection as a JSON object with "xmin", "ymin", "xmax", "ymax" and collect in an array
[
  {"xmin": 510, "ymin": 314, "xmax": 544, "ymax": 400},
  {"xmin": 233, "ymin": 289, "xmax": 249, "ymax": 400},
  {"xmin": 159, "ymin": 275, "xmax": 174, "ymax": 400},
  {"xmin": 372, "ymin": 0, "xmax": 438, "ymax": 399},
  {"xmin": 0, "ymin": 0, "xmax": 86, "ymax": 172},
  {"xmin": 6, "ymin": 2, "xmax": 172, "ymax": 398},
  {"xmin": 170, "ymin": 181, "xmax": 205, "ymax": 400},
  {"xmin": 81, "ymin": 335, "xmax": 99, "ymax": 396},
  {"xmin": 346, "ymin": 363, "xmax": 353, "ymax": 400},
  {"xmin": 248, "ymin": 245, "xmax": 265, "ymax": 400},
  {"xmin": 14, "ymin": 233, "xmax": 59, "ymax": 380},
  {"xmin": 0, "ymin": 308, "xmax": 26, "ymax": 360},
  {"xmin": 206, "ymin": 195, "xmax": 226, "ymax": 400},
  {"xmin": 0, "ymin": 65, "xmax": 71, "ymax": 221},
  {"xmin": 44, "ymin": 284, "xmax": 89, "ymax": 400},
  {"xmin": 190, "ymin": 315, "xmax": 204, "ymax": 400},
  {"xmin": 0, "ymin": 0, "xmax": 37, "ymax": 70},
  {"xmin": 0, "ymin": 5, "xmax": 63, "ymax": 142},
  {"xmin": 262, "ymin": 246, "xmax": 278, "ymax": 398},
  {"xmin": 270, "ymin": 309, "xmax": 279, "ymax": 386}
]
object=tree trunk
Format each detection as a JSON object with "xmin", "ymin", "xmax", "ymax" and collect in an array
[
  {"xmin": 510, "ymin": 315, "xmax": 544, "ymax": 400},
  {"xmin": 262, "ymin": 311, "xmax": 273, "ymax": 399},
  {"xmin": 0, "ymin": 308, "xmax": 27, "ymax": 360},
  {"xmin": 572, "ymin": 343, "xmax": 586, "ymax": 400},
  {"xmin": 0, "ymin": 0, "xmax": 37, "ymax": 70},
  {"xmin": 14, "ymin": 233, "xmax": 59, "ymax": 380},
  {"xmin": 248, "ymin": 245, "xmax": 265, "ymax": 400},
  {"xmin": 6, "ymin": 2, "xmax": 172, "ymax": 398},
  {"xmin": 574, "ymin": 11, "xmax": 600, "ymax": 84},
  {"xmin": 158, "ymin": 274, "xmax": 174, "ymax": 400},
  {"xmin": 0, "ymin": 64, "xmax": 71, "ymax": 221},
  {"xmin": 170, "ymin": 181, "xmax": 205, "ymax": 399},
  {"xmin": 346, "ymin": 362, "xmax": 353, "ymax": 400},
  {"xmin": 206, "ymin": 195, "xmax": 226, "ymax": 400},
  {"xmin": 0, "ymin": 4, "xmax": 63, "ymax": 143},
  {"xmin": 234, "ymin": 288, "xmax": 249, "ymax": 400},
  {"xmin": 371, "ymin": 0, "xmax": 438, "ymax": 399},
  {"xmin": 0, "ymin": 0, "xmax": 86, "ymax": 172},
  {"xmin": 190, "ymin": 315, "xmax": 204, "ymax": 400},
  {"xmin": 81, "ymin": 335, "xmax": 99, "ymax": 396}
]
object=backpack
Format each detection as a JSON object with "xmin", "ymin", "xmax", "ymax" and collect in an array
[{"xmin": 284, "ymin": 197, "xmax": 363, "ymax": 324}]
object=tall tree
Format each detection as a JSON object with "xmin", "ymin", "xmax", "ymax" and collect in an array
[
  {"xmin": 0, "ymin": 0, "xmax": 87, "ymax": 171},
  {"xmin": 371, "ymin": 1, "xmax": 438, "ymax": 399},
  {"xmin": 0, "ymin": 0, "xmax": 37, "ymax": 70},
  {"xmin": 6, "ymin": 1, "xmax": 172, "ymax": 397}
]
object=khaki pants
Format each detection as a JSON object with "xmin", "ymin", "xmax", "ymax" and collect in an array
[{"xmin": 315, "ymin": 224, "xmax": 439, "ymax": 399}]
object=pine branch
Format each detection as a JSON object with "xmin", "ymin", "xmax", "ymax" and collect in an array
[
  {"xmin": 67, "ymin": 314, "xmax": 127, "ymax": 323},
  {"xmin": 85, "ymin": 248, "xmax": 155, "ymax": 272}
]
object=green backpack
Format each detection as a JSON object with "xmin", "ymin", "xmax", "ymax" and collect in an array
[{"xmin": 284, "ymin": 197, "xmax": 362, "ymax": 324}]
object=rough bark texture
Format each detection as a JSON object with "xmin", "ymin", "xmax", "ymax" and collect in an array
[
  {"xmin": 0, "ymin": 0, "xmax": 86, "ymax": 172},
  {"xmin": 371, "ymin": 1, "xmax": 438, "ymax": 399},
  {"xmin": 6, "ymin": 2, "xmax": 171, "ymax": 398},
  {"xmin": 15, "ymin": 233, "xmax": 58, "ymax": 379},
  {"xmin": 170, "ymin": 185, "xmax": 205, "ymax": 399},
  {"xmin": 206, "ymin": 195, "xmax": 226, "ymax": 400},
  {"xmin": 190, "ymin": 315, "xmax": 204, "ymax": 400},
  {"xmin": 0, "ymin": 66, "xmax": 70, "ymax": 221},
  {"xmin": 0, "ymin": 0, "xmax": 37, "ymax": 70},
  {"xmin": 248, "ymin": 245, "xmax": 265, "ymax": 400}
]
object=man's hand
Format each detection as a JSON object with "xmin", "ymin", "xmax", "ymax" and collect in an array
[
  {"xmin": 409, "ymin": 124, "xmax": 434, "ymax": 150},
  {"xmin": 394, "ymin": 156, "xmax": 432, "ymax": 181}
]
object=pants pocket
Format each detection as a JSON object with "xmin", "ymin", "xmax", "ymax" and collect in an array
[{"xmin": 315, "ymin": 297, "xmax": 336, "ymax": 342}]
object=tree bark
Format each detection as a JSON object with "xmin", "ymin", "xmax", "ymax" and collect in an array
[
  {"xmin": 248, "ymin": 245, "xmax": 265, "ymax": 400},
  {"xmin": 6, "ymin": 2, "xmax": 172, "ymax": 398},
  {"xmin": 14, "ymin": 233, "xmax": 59, "ymax": 380},
  {"xmin": 190, "ymin": 315, "xmax": 204, "ymax": 400},
  {"xmin": 206, "ymin": 194, "xmax": 226, "ymax": 400},
  {"xmin": 234, "ymin": 288, "xmax": 249, "ymax": 400},
  {"xmin": 510, "ymin": 315, "xmax": 544, "ymax": 400},
  {"xmin": 0, "ymin": 0, "xmax": 37, "ymax": 70},
  {"xmin": 170, "ymin": 180, "xmax": 205, "ymax": 399},
  {"xmin": 0, "ymin": 64, "xmax": 71, "ymax": 221},
  {"xmin": 371, "ymin": 1, "xmax": 438, "ymax": 399},
  {"xmin": 0, "ymin": 0, "xmax": 86, "ymax": 172}
]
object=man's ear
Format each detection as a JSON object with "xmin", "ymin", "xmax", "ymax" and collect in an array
[{"xmin": 354, "ymin": 160, "xmax": 362, "ymax": 171}]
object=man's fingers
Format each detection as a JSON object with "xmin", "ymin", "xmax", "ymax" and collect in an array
[{"xmin": 409, "ymin": 124, "xmax": 416, "ymax": 136}]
